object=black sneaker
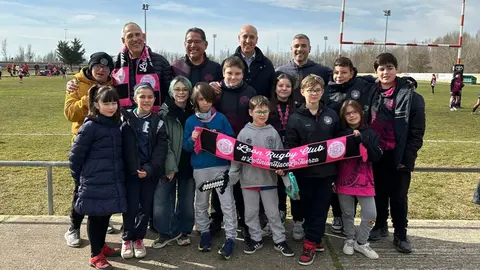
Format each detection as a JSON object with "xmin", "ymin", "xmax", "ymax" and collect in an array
[
  {"xmin": 369, "ymin": 225, "xmax": 389, "ymax": 241},
  {"xmin": 244, "ymin": 240, "xmax": 263, "ymax": 254},
  {"xmin": 274, "ymin": 241, "xmax": 294, "ymax": 257},
  {"xmin": 151, "ymin": 233, "xmax": 181, "ymax": 249},
  {"xmin": 393, "ymin": 234, "xmax": 412, "ymax": 253}
]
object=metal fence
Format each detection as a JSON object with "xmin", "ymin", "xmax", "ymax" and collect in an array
[{"xmin": 1, "ymin": 160, "xmax": 479, "ymax": 215}]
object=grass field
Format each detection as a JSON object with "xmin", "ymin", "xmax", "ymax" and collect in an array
[{"xmin": 0, "ymin": 75, "xmax": 479, "ymax": 219}]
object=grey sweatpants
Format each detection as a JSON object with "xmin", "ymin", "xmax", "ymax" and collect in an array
[
  {"xmin": 193, "ymin": 166, "xmax": 237, "ymax": 239},
  {"xmin": 338, "ymin": 194, "xmax": 376, "ymax": 244},
  {"xmin": 243, "ymin": 188, "xmax": 286, "ymax": 243}
]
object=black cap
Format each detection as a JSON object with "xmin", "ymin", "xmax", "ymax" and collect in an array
[{"xmin": 88, "ymin": 52, "xmax": 114, "ymax": 74}]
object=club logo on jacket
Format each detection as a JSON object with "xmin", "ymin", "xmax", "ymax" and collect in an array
[
  {"xmin": 327, "ymin": 141, "xmax": 346, "ymax": 159},
  {"xmin": 266, "ymin": 136, "xmax": 275, "ymax": 148},
  {"xmin": 246, "ymin": 138, "xmax": 252, "ymax": 144},
  {"xmin": 324, "ymin": 116, "xmax": 332, "ymax": 125},
  {"xmin": 140, "ymin": 75, "xmax": 156, "ymax": 89},
  {"xmin": 139, "ymin": 60, "xmax": 148, "ymax": 72},
  {"xmin": 240, "ymin": 96, "xmax": 249, "ymax": 104},
  {"xmin": 217, "ymin": 139, "xmax": 234, "ymax": 155},
  {"xmin": 204, "ymin": 74, "xmax": 214, "ymax": 82},
  {"xmin": 351, "ymin": 90, "xmax": 360, "ymax": 100}
]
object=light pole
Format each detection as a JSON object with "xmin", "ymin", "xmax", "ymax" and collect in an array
[
  {"xmin": 383, "ymin": 9, "xmax": 391, "ymax": 52},
  {"xmin": 64, "ymin": 29, "xmax": 68, "ymax": 41},
  {"xmin": 213, "ymin": 34, "xmax": 217, "ymax": 60},
  {"xmin": 142, "ymin": 3, "xmax": 149, "ymax": 44},
  {"xmin": 324, "ymin": 36, "xmax": 328, "ymax": 65}
]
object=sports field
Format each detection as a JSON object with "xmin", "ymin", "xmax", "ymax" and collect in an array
[{"xmin": 0, "ymin": 75, "xmax": 479, "ymax": 219}]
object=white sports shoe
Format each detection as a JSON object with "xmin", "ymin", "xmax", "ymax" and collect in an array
[
  {"xmin": 292, "ymin": 220, "xmax": 305, "ymax": 241},
  {"xmin": 343, "ymin": 239, "xmax": 354, "ymax": 255},
  {"xmin": 121, "ymin": 240, "xmax": 134, "ymax": 259},
  {"xmin": 354, "ymin": 242, "xmax": 379, "ymax": 259},
  {"xmin": 134, "ymin": 239, "xmax": 147, "ymax": 258}
]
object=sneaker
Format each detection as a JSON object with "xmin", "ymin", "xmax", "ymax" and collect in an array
[
  {"xmin": 244, "ymin": 239, "xmax": 263, "ymax": 254},
  {"xmin": 176, "ymin": 234, "xmax": 191, "ymax": 246},
  {"xmin": 450, "ymin": 108, "xmax": 455, "ymax": 111},
  {"xmin": 121, "ymin": 240, "xmax": 134, "ymax": 259},
  {"xmin": 453, "ymin": 107, "xmax": 458, "ymax": 111},
  {"xmin": 106, "ymin": 224, "xmax": 115, "ymax": 234},
  {"xmin": 393, "ymin": 234, "xmax": 412, "ymax": 253},
  {"xmin": 261, "ymin": 223, "xmax": 272, "ymax": 237},
  {"xmin": 274, "ymin": 241, "xmax": 294, "ymax": 257},
  {"xmin": 331, "ymin": 217, "xmax": 343, "ymax": 234},
  {"xmin": 101, "ymin": 244, "xmax": 121, "ymax": 257},
  {"xmin": 354, "ymin": 242, "xmax": 379, "ymax": 259},
  {"xmin": 218, "ymin": 238, "xmax": 236, "ymax": 259},
  {"xmin": 369, "ymin": 225, "xmax": 389, "ymax": 241},
  {"xmin": 198, "ymin": 232, "xmax": 212, "ymax": 252},
  {"xmin": 64, "ymin": 228, "xmax": 82, "ymax": 248},
  {"xmin": 298, "ymin": 240, "xmax": 316, "ymax": 266},
  {"xmin": 292, "ymin": 220, "xmax": 305, "ymax": 242},
  {"xmin": 133, "ymin": 239, "xmax": 146, "ymax": 258},
  {"xmin": 152, "ymin": 233, "xmax": 181, "ymax": 249},
  {"xmin": 315, "ymin": 242, "xmax": 325, "ymax": 252},
  {"xmin": 90, "ymin": 253, "xmax": 113, "ymax": 270},
  {"xmin": 343, "ymin": 239, "xmax": 354, "ymax": 255}
]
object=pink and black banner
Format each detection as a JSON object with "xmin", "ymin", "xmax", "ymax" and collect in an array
[{"xmin": 194, "ymin": 127, "xmax": 367, "ymax": 171}]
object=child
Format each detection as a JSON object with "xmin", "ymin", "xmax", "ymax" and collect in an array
[
  {"xmin": 325, "ymin": 56, "xmax": 376, "ymax": 235},
  {"xmin": 120, "ymin": 82, "xmax": 168, "ymax": 259},
  {"xmin": 264, "ymin": 72, "xmax": 299, "ymax": 240},
  {"xmin": 472, "ymin": 93, "xmax": 480, "ymax": 114},
  {"xmin": 430, "ymin": 74, "xmax": 436, "ymax": 94},
  {"xmin": 152, "ymin": 76, "xmax": 195, "ymax": 248},
  {"xmin": 183, "ymin": 82, "xmax": 238, "ymax": 259},
  {"xmin": 450, "ymin": 73, "xmax": 464, "ymax": 111},
  {"xmin": 229, "ymin": 95, "xmax": 294, "ymax": 257},
  {"xmin": 368, "ymin": 53, "xmax": 425, "ymax": 254},
  {"xmin": 69, "ymin": 85, "xmax": 127, "ymax": 269},
  {"xmin": 284, "ymin": 74, "xmax": 340, "ymax": 266},
  {"xmin": 63, "ymin": 52, "xmax": 115, "ymax": 248},
  {"xmin": 210, "ymin": 56, "xmax": 256, "ymax": 241},
  {"xmin": 337, "ymin": 100, "xmax": 382, "ymax": 260}
]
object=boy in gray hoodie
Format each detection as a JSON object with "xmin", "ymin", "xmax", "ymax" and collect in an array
[{"xmin": 229, "ymin": 95, "xmax": 294, "ymax": 257}]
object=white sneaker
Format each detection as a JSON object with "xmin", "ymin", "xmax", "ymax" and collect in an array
[
  {"xmin": 292, "ymin": 220, "xmax": 305, "ymax": 241},
  {"xmin": 453, "ymin": 107, "xmax": 458, "ymax": 111},
  {"xmin": 261, "ymin": 223, "xmax": 272, "ymax": 237},
  {"xmin": 134, "ymin": 239, "xmax": 147, "ymax": 258},
  {"xmin": 450, "ymin": 108, "xmax": 455, "ymax": 111},
  {"xmin": 64, "ymin": 228, "xmax": 82, "ymax": 248},
  {"xmin": 354, "ymin": 242, "xmax": 379, "ymax": 259},
  {"xmin": 343, "ymin": 239, "xmax": 354, "ymax": 255},
  {"xmin": 122, "ymin": 240, "xmax": 134, "ymax": 259}
]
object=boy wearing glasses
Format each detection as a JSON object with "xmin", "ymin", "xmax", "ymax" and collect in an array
[
  {"xmin": 229, "ymin": 95, "xmax": 294, "ymax": 257},
  {"xmin": 284, "ymin": 74, "xmax": 340, "ymax": 266}
]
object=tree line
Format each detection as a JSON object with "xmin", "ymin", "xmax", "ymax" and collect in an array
[{"xmin": 2, "ymin": 30, "xmax": 479, "ymax": 73}]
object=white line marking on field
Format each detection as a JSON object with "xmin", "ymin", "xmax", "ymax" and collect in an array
[
  {"xmin": 0, "ymin": 133, "xmax": 70, "ymax": 136},
  {"xmin": 424, "ymin": 140, "xmax": 480, "ymax": 144}
]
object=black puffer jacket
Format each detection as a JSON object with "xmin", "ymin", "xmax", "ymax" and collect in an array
[
  {"xmin": 325, "ymin": 70, "xmax": 376, "ymax": 114},
  {"xmin": 284, "ymin": 102, "xmax": 340, "ymax": 178},
  {"xmin": 69, "ymin": 115, "xmax": 127, "ymax": 216},
  {"xmin": 230, "ymin": 46, "xmax": 276, "ymax": 98},
  {"xmin": 215, "ymin": 81, "xmax": 256, "ymax": 136}
]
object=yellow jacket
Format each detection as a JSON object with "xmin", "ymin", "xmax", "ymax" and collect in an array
[{"xmin": 64, "ymin": 68, "xmax": 112, "ymax": 135}]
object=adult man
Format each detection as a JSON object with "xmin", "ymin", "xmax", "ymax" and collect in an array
[
  {"xmin": 171, "ymin": 27, "xmax": 222, "ymax": 87},
  {"xmin": 277, "ymin": 34, "xmax": 332, "ymax": 105},
  {"xmin": 67, "ymin": 22, "xmax": 172, "ymax": 111}
]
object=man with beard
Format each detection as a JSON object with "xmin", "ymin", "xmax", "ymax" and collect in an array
[
  {"xmin": 171, "ymin": 27, "xmax": 223, "ymax": 87},
  {"xmin": 277, "ymin": 34, "xmax": 332, "ymax": 106}
]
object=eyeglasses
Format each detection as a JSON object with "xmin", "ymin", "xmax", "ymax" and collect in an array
[
  {"xmin": 305, "ymin": 89, "xmax": 323, "ymax": 94},
  {"xmin": 253, "ymin": 110, "xmax": 269, "ymax": 115},
  {"xmin": 93, "ymin": 64, "xmax": 110, "ymax": 71},
  {"xmin": 173, "ymin": 88, "xmax": 189, "ymax": 93},
  {"xmin": 345, "ymin": 110, "xmax": 360, "ymax": 117}
]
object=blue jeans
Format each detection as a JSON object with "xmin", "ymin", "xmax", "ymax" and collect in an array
[{"xmin": 152, "ymin": 176, "xmax": 195, "ymax": 238}]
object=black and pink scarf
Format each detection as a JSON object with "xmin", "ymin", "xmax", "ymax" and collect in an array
[
  {"xmin": 194, "ymin": 127, "xmax": 367, "ymax": 170},
  {"xmin": 112, "ymin": 46, "xmax": 161, "ymax": 111}
]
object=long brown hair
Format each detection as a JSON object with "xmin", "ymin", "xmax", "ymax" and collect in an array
[
  {"xmin": 269, "ymin": 72, "xmax": 295, "ymax": 112},
  {"xmin": 339, "ymin": 100, "xmax": 365, "ymax": 129}
]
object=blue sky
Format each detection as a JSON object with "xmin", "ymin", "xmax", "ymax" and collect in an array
[{"xmin": 0, "ymin": 0, "xmax": 478, "ymax": 59}]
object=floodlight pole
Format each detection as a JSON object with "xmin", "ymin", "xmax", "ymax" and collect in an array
[
  {"xmin": 213, "ymin": 34, "xmax": 217, "ymax": 60},
  {"xmin": 383, "ymin": 10, "xmax": 391, "ymax": 52},
  {"xmin": 142, "ymin": 3, "xmax": 149, "ymax": 44},
  {"xmin": 323, "ymin": 36, "xmax": 328, "ymax": 65}
]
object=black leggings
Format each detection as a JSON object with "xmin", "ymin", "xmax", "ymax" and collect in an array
[{"xmin": 87, "ymin": 215, "xmax": 111, "ymax": 257}]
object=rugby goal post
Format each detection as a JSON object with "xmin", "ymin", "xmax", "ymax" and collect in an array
[{"xmin": 338, "ymin": 0, "xmax": 465, "ymax": 64}]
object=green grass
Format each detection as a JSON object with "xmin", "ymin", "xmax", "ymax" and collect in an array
[{"xmin": 0, "ymin": 75, "xmax": 479, "ymax": 219}]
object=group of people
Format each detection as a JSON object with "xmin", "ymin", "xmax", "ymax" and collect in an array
[{"xmin": 63, "ymin": 22, "xmax": 426, "ymax": 269}]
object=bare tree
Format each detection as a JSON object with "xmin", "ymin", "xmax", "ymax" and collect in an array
[
  {"xmin": 25, "ymin": 44, "xmax": 35, "ymax": 62},
  {"xmin": 1, "ymin": 38, "xmax": 7, "ymax": 61},
  {"xmin": 14, "ymin": 46, "xmax": 25, "ymax": 62}
]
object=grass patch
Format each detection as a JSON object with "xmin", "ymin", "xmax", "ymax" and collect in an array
[{"xmin": 0, "ymin": 75, "xmax": 479, "ymax": 219}]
